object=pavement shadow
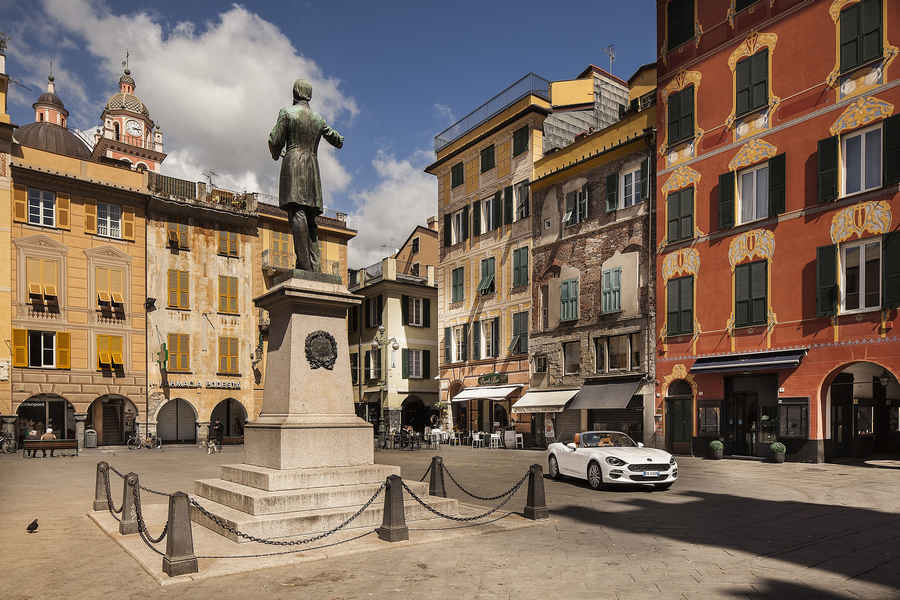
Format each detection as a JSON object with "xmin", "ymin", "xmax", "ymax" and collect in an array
[
  {"xmin": 721, "ymin": 577, "xmax": 859, "ymax": 599},
  {"xmin": 554, "ymin": 490, "xmax": 900, "ymax": 591}
]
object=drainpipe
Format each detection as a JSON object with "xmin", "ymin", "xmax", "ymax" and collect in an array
[
  {"xmin": 145, "ymin": 195, "xmax": 150, "ymax": 437},
  {"xmin": 644, "ymin": 127, "xmax": 657, "ymax": 448}
]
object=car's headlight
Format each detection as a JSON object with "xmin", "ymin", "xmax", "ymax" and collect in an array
[
  {"xmin": 605, "ymin": 456, "xmax": 626, "ymax": 466},
  {"xmin": 669, "ymin": 456, "xmax": 677, "ymax": 465}
]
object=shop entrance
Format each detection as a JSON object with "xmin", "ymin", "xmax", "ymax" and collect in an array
[
  {"xmin": 16, "ymin": 394, "xmax": 76, "ymax": 442},
  {"xmin": 87, "ymin": 395, "xmax": 138, "ymax": 445},
  {"xmin": 401, "ymin": 396, "xmax": 426, "ymax": 433},
  {"xmin": 722, "ymin": 375, "xmax": 778, "ymax": 457},
  {"xmin": 665, "ymin": 380, "xmax": 692, "ymax": 454},
  {"xmin": 826, "ymin": 363, "xmax": 900, "ymax": 460},
  {"xmin": 210, "ymin": 398, "xmax": 247, "ymax": 443},
  {"xmin": 156, "ymin": 398, "xmax": 197, "ymax": 443}
]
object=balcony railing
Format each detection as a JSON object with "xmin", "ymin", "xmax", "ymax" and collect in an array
[
  {"xmin": 434, "ymin": 73, "xmax": 550, "ymax": 152},
  {"xmin": 148, "ymin": 172, "xmax": 258, "ymax": 214}
]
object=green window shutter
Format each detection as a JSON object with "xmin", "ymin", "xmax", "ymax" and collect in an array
[
  {"xmin": 817, "ymin": 136, "xmax": 839, "ymax": 203},
  {"xmin": 883, "ymin": 114, "xmax": 900, "ymax": 187},
  {"xmin": 365, "ymin": 350, "xmax": 371, "ymax": 377},
  {"xmin": 401, "ymin": 295, "xmax": 409, "ymax": 325},
  {"xmin": 512, "ymin": 248, "xmax": 521, "ymax": 287},
  {"xmin": 667, "ymin": 192, "xmax": 680, "ymax": 242},
  {"xmin": 719, "ymin": 171, "xmax": 735, "ymax": 230},
  {"xmin": 612, "ymin": 267, "xmax": 621, "ymax": 312},
  {"xmin": 461, "ymin": 323, "xmax": 469, "ymax": 361},
  {"xmin": 639, "ymin": 158, "xmax": 649, "ymax": 201},
  {"xmin": 680, "ymin": 86, "xmax": 694, "ymax": 141},
  {"xmin": 751, "ymin": 261, "xmax": 768, "ymax": 325},
  {"xmin": 461, "ymin": 205, "xmax": 469, "ymax": 240},
  {"xmin": 443, "ymin": 214, "xmax": 452, "ymax": 246},
  {"xmin": 860, "ymin": 0, "xmax": 882, "ymax": 64},
  {"xmin": 680, "ymin": 187, "xmax": 694, "ymax": 240},
  {"xmin": 565, "ymin": 191, "xmax": 576, "ymax": 224},
  {"xmin": 560, "ymin": 280, "xmax": 570, "ymax": 321},
  {"xmin": 768, "ymin": 153, "xmax": 786, "ymax": 216},
  {"xmin": 423, "ymin": 350, "xmax": 430, "ymax": 379},
  {"xmin": 492, "ymin": 317, "xmax": 500, "ymax": 357},
  {"xmin": 840, "ymin": 3, "xmax": 861, "ymax": 72},
  {"xmin": 444, "ymin": 327, "xmax": 452, "ymax": 362},
  {"xmin": 883, "ymin": 231, "xmax": 900, "ymax": 308},
  {"xmin": 376, "ymin": 295, "xmax": 383, "ymax": 326},
  {"xmin": 666, "ymin": 279, "xmax": 679, "ymax": 335},
  {"xmin": 816, "ymin": 245, "xmax": 838, "ymax": 316},
  {"xmin": 492, "ymin": 192, "xmax": 501, "ymax": 230},
  {"xmin": 572, "ymin": 280, "xmax": 579, "ymax": 321},
  {"xmin": 601, "ymin": 270, "xmax": 610, "ymax": 313},
  {"xmin": 606, "ymin": 173, "xmax": 618, "ymax": 212},
  {"xmin": 735, "ymin": 263, "xmax": 751, "ymax": 327},
  {"xmin": 402, "ymin": 349, "xmax": 409, "ymax": 379},
  {"xmin": 667, "ymin": 90, "xmax": 680, "ymax": 143},
  {"xmin": 736, "ymin": 56, "xmax": 751, "ymax": 117},
  {"xmin": 473, "ymin": 319, "xmax": 481, "ymax": 360},
  {"xmin": 364, "ymin": 298, "xmax": 371, "ymax": 328},
  {"xmin": 472, "ymin": 200, "xmax": 481, "ymax": 237},
  {"xmin": 503, "ymin": 186, "xmax": 513, "ymax": 225},
  {"xmin": 681, "ymin": 276, "xmax": 694, "ymax": 335},
  {"xmin": 423, "ymin": 298, "xmax": 430, "ymax": 328},
  {"xmin": 751, "ymin": 49, "xmax": 768, "ymax": 111}
]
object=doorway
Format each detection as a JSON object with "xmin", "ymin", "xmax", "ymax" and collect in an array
[
  {"xmin": 157, "ymin": 398, "xmax": 197, "ymax": 443},
  {"xmin": 665, "ymin": 380, "xmax": 692, "ymax": 454}
]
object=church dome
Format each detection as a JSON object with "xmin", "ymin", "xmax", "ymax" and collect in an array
[
  {"xmin": 105, "ymin": 92, "xmax": 150, "ymax": 117},
  {"xmin": 15, "ymin": 122, "xmax": 91, "ymax": 160}
]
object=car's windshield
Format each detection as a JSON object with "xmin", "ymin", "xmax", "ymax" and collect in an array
[{"xmin": 581, "ymin": 432, "xmax": 636, "ymax": 448}]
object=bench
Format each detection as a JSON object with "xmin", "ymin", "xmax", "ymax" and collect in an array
[{"xmin": 22, "ymin": 439, "xmax": 79, "ymax": 457}]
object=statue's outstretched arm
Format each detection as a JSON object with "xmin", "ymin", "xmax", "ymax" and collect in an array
[
  {"xmin": 322, "ymin": 125, "xmax": 344, "ymax": 149},
  {"xmin": 268, "ymin": 110, "xmax": 287, "ymax": 160}
]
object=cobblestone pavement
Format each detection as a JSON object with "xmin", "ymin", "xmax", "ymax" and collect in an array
[{"xmin": 2, "ymin": 445, "xmax": 899, "ymax": 599}]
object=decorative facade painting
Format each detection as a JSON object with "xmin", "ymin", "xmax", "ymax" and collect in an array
[
  {"xmin": 828, "ymin": 96, "xmax": 894, "ymax": 136},
  {"xmin": 727, "ymin": 138, "xmax": 778, "ymax": 172},
  {"xmin": 829, "ymin": 200, "xmax": 893, "ymax": 244}
]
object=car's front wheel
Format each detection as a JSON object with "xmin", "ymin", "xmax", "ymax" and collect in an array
[
  {"xmin": 548, "ymin": 455, "xmax": 560, "ymax": 479},
  {"xmin": 587, "ymin": 461, "xmax": 603, "ymax": 490}
]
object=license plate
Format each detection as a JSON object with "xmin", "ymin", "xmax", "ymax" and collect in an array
[{"xmin": 644, "ymin": 471, "xmax": 659, "ymax": 477}]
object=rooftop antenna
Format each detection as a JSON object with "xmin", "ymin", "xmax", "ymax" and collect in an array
[
  {"xmin": 604, "ymin": 45, "xmax": 615, "ymax": 75},
  {"xmin": 122, "ymin": 49, "xmax": 129, "ymax": 72},
  {"xmin": 0, "ymin": 33, "xmax": 34, "ymax": 91},
  {"xmin": 202, "ymin": 169, "xmax": 217, "ymax": 188}
]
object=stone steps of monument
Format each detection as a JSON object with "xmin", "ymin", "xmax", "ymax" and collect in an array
[
  {"xmin": 194, "ymin": 477, "xmax": 430, "ymax": 516},
  {"xmin": 220, "ymin": 463, "xmax": 401, "ymax": 492},
  {"xmin": 190, "ymin": 493, "xmax": 459, "ymax": 544}
]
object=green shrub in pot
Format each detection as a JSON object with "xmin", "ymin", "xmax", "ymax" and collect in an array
[
  {"xmin": 769, "ymin": 441, "xmax": 786, "ymax": 463},
  {"xmin": 709, "ymin": 439, "xmax": 724, "ymax": 459}
]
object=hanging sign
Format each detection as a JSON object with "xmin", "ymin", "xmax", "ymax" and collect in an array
[{"xmin": 478, "ymin": 372, "xmax": 508, "ymax": 386}]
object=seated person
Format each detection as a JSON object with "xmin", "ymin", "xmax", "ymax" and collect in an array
[{"xmin": 40, "ymin": 427, "xmax": 57, "ymax": 457}]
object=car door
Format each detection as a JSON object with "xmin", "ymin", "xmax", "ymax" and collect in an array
[
  {"xmin": 556, "ymin": 443, "xmax": 579, "ymax": 476},
  {"xmin": 570, "ymin": 447, "xmax": 592, "ymax": 478}
]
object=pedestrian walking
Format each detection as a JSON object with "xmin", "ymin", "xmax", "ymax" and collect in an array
[{"xmin": 213, "ymin": 418, "xmax": 225, "ymax": 453}]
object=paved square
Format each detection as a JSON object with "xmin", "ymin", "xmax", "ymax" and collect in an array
[{"xmin": 2, "ymin": 446, "xmax": 899, "ymax": 599}]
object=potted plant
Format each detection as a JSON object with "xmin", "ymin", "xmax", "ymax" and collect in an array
[
  {"xmin": 770, "ymin": 441, "xmax": 786, "ymax": 463},
  {"xmin": 709, "ymin": 439, "xmax": 724, "ymax": 460}
]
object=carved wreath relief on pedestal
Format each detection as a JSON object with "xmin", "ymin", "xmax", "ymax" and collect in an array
[{"xmin": 305, "ymin": 330, "xmax": 337, "ymax": 370}]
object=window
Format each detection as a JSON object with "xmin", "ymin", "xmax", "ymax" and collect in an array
[
  {"xmin": 512, "ymin": 247, "xmax": 529, "ymax": 288},
  {"xmin": 601, "ymin": 268, "xmax": 622, "ymax": 313},
  {"xmin": 475, "ymin": 318, "xmax": 499, "ymax": 359},
  {"xmin": 510, "ymin": 311, "xmax": 528, "ymax": 355},
  {"xmin": 513, "ymin": 126, "xmax": 529, "ymax": 157},
  {"xmin": 404, "ymin": 349, "xmax": 426, "ymax": 379},
  {"xmin": 451, "ymin": 208, "xmax": 467, "ymax": 245},
  {"xmin": 563, "ymin": 341, "xmax": 580, "ymax": 375},
  {"xmin": 411, "ymin": 237, "xmax": 420, "ymax": 254},
  {"xmin": 842, "ymin": 123, "xmax": 882, "ymax": 197},
  {"xmin": 350, "ymin": 353, "xmax": 359, "ymax": 385},
  {"xmin": 738, "ymin": 163, "xmax": 769, "ymax": 224},
  {"xmin": 96, "ymin": 267, "xmax": 125, "ymax": 312},
  {"xmin": 407, "ymin": 296, "xmax": 424, "ymax": 326},
  {"xmin": 365, "ymin": 295, "xmax": 383, "ymax": 328},
  {"xmin": 667, "ymin": 86, "xmax": 694, "ymax": 145},
  {"xmin": 366, "ymin": 348, "xmax": 383, "ymax": 381},
  {"xmin": 25, "ymin": 257, "xmax": 59, "ymax": 307},
  {"xmin": 608, "ymin": 335, "xmax": 629, "ymax": 370},
  {"xmin": 666, "ymin": 187, "xmax": 694, "ymax": 242},
  {"xmin": 560, "ymin": 279, "xmax": 579, "ymax": 322},
  {"xmin": 666, "ymin": 276, "xmax": 694, "ymax": 336},
  {"xmin": 97, "ymin": 334, "xmax": 124, "ymax": 370},
  {"xmin": 736, "ymin": 50, "xmax": 768, "ymax": 117},
  {"xmin": 219, "ymin": 337, "xmax": 239, "ymax": 374},
  {"xmin": 481, "ymin": 193, "xmax": 501, "ymax": 231},
  {"xmin": 13, "ymin": 329, "xmax": 69, "ymax": 369},
  {"xmin": 541, "ymin": 285, "xmax": 549, "ymax": 330},
  {"xmin": 269, "ymin": 231, "xmax": 292, "ymax": 267},
  {"xmin": 96, "ymin": 203, "xmax": 122, "ymax": 239},
  {"xmin": 454, "ymin": 325, "xmax": 467, "ymax": 363},
  {"xmin": 594, "ymin": 332, "xmax": 643, "ymax": 373},
  {"xmin": 698, "ymin": 406, "xmax": 720, "ymax": 435},
  {"xmin": 515, "ymin": 180, "xmax": 530, "ymax": 220},
  {"xmin": 734, "ymin": 260, "xmax": 768, "ymax": 327},
  {"xmin": 410, "ymin": 263, "xmax": 420, "ymax": 276},
  {"xmin": 667, "ymin": 0, "xmax": 694, "ymax": 50},
  {"xmin": 622, "ymin": 164, "xmax": 643, "ymax": 208},
  {"xmin": 840, "ymin": 0, "xmax": 882, "ymax": 74},
  {"xmin": 533, "ymin": 354, "xmax": 547, "ymax": 373},
  {"xmin": 478, "ymin": 257, "xmax": 496, "ymax": 295},
  {"xmin": 167, "ymin": 269, "xmax": 190, "ymax": 309},
  {"xmin": 218, "ymin": 230, "xmax": 239, "ymax": 257},
  {"xmin": 451, "ymin": 162, "xmax": 464, "ymax": 188},
  {"xmin": 167, "ymin": 222, "xmax": 189, "ymax": 249},
  {"xmin": 779, "ymin": 398, "xmax": 809, "ymax": 438},
  {"xmin": 27, "ymin": 188, "xmax": 55, "ymax": 227},
  {"xmin": 218, "ymin": 275, "xmax": 239, "ymax": 313},
  {"xmin": 841, "ymin": 237, "xmax": 881, "ymax": 313},
  {"xmin": 565, "ymin": 185, "xmax": 589, "ymax": 225},
  {"xmin": 167, "ymin": 334, "xmax": 190, "ymax": 372},
  {"xmin": 630, "ymin": 332, "xmax": 642, "ymax": 369},
  {"xmin": 480, "ymin": 145, "xmax": 495, "ymax": 173},
  {"xmin": 451, "ymin": 267, "xmax": 464, "ymax": 303},
  {"xmin": 29, "ymin": 331, "xmax": 55, "ymax": 368}
]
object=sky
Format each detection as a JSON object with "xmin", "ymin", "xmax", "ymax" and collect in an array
[{"xmin": 0, "ymin": 0, "xmax": 656, "ymax": 267}]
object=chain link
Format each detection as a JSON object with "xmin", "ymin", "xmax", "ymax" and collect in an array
[
  {"xmin": 131, "ymin": 480, "xmax": 169, "ymax": 545},
  {"xmin": 108, "ymin": 465, "xmax": 126, "ymax": 479},
  {"xmin": 418, "ymin": 463, "xmax": 432, "ymax": 482},
  {"xmin": 103, "ymin": 469, "xmax": 123, "ymax": 520},
  {"xmin": 443, "ymin": 465, "xmax": 526, "ymax": 501},
  {"xmin": 401, "ymin": 473, "xmax": 527, "ymax": 522},
  {"xmin": 190, "ymin": 481, "xmax": 385, "ymax": 546},
  {"xmin": 194, "ymin": 530, "xmax": 376, "ymax": 560}
]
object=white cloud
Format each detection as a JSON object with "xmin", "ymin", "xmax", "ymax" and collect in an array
[
  {"xmin": 433, "ymin": 103, "xmax": 456, "ymax": 124},
  {"xmin": 348, "ymin": 150, "xmax": 436, "ymax": 268},
  {"xmin": 38, "ymin": 0, "xmax": 357, "ymax": 199}
]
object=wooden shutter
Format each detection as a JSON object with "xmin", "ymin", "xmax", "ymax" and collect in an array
[
  {"xmin": 461, "ymin": 323, "xmax": 469, "ymax": 361},
  {"xmin": 565, "ymin": 191, "xmax": 576, "ymax": 225},
  {"xmin": 667, "ymin": 191, "xmax": 680, "ymax": 242},
  {"xmin": 840, "ymin": 2, "xmax": 860, "ymax": 72},
  {"xmin": 443, "ymin": 214, "xmax": 452, "ymax": 246},
  {"xmin": 666, "ymin": 280, "xmax": 679, "ymax": 336},
  {"xmin": 229, "ymin": 277, "xmax": 238, "ymax": 313},
  {"xmin": 503, "ymin": 186, "xmax": 513, "ymax": 225},
  {"xmin": 179, "ymin": 271, "xmax": 189, "ymax": 309},
  {"xmin": 736, "ymin": 56, "xmax": 751, "ymax": 116},
  {"xmin": 401, "ymin": 348, "xmax": 409, "ymax": 378},
  {"xmin": 612, "ymin": 268, "xmax": 621, "ymax": 312},
  {"xmin": 681, "ymin": 277, "xmax": 693, "ymax": 334},
  {"xmin": 84, "ymin": 199, "xmax": 97, "ymax": 234},
  {"xmin": 492, "ymin": 317, "xmax": 500, "ymax": 357},
  {"xmin": 882, "ymin": 231, "xmax": 900, "ymax": 308},
  {"xmin": 422, "ymin": 350, "xmax": 430, "ymax": 379},
  {"xmin": 492, "ymin": 192, "xmax": 501, "ymax": 230},
  {"xmin": 110, "ymin": 336, "xmax": 124, "ymax": 366},
  {"xmin": 601, "ymin": 271, "xmax": 610, "ymax": 313},
  {"xmin": 110, "ymin": 269, "xmax": 124, "ymax": 305},
  {"xmin": 167, "ymin": 334, "xmax": 176, "ymax": 371},
  {"xmin": 719, "ymin": 171, "xmax": 735, "ymax": 230},
  {"xmin": 667, "ymin": 90, "xmax": 680, "ymax": 143},
  {"xmin": 768, "ymin": 153, "xmax": 786, "ymax": 216},
  {"xmin": 218, "ymin": 230, "xmax": 227, "ymax": 254},
  {"xmin": 122, "ymin": 205, "xmax": 135, "ymax": 240},
  {"xmin": 473, "ymin": 320, "xmax": 481, "ymax": 360},
  {"xmin": 472, "ymin": 201, "xmax": 481, "ymax": 236},
  {"xmin": 12, "ymin": 329, "xmax": 28, "ymax": 367},
  {"xmin": 816, "ymin": 245, "xmax": 838, "ymax": 316},
  {"xmin": 56, "ymin": 192, "xmax": 71, "ymax": 230},
  {"xmin": 681, "ymin": 86, "xmax": 694, "ymax": 140},
  {"xmin": 96, "ymin": 267, "xmax": 110, "ymax": 304},
  {"xmin": 13, "ymin": 184, "xmax": 27, "ymax": 223},
  {"xmin": 365, "ymin": 350, "xmax": 372, "ymax": 377},
  {"xmin": 219, "ymin": 337, "xmax": 228, "ymax": 372},
  {"xmin": 680, "ymin": 187, "xmax": 694, "ymax": 239},
  {"xmin": 883, "ymin": 114, "xmax": 900, "ymax": 187},
  {"xmin": 444, "ymin": 327, "xmax": 451, "ymax": 363},
  {"xmin": 168, "ymin": 269, "xmax": 179, "ymax": 307},
  {"xmin": 179, "ymin": 223, "xmax": 189, "ymax": 249},
  {"xmin": 401, "ymin": 295, "xmax": 410, "ymax": 325},
  {"xmin": 860, "ymin": 0, "xmax": 882, "ymax": 64},
  {"xmin": 751, "ymin": 50, "xmax": 768, "ymax": 111},
  {"xmin": 572, "ymin": 281, "xmax": 579, "ymax": 321},
  {"xmin": 639, "ymin": 158, "xmax": 649, "ymax": 201},
  {"xmin": 56, "ymin": 332, "xmax": 71, "ymax": 369},
  {"xmin": 735, "ymin": 263, "xmax": 751, "ymax": 326},
  {"xmin": 817, "ymin": 137, "xmax": 839, "ymax": 203},
  {"xmin": 751, "ymin": 261, "xmax": 767, "ymax": 324},
  {"xmin": 376, "ymin": 295, "xmax": 383, "ymax": 326},
  {"xmin": 423, "ymin": 298, "xmax": 430, "ymax": 328},
  {"xmin": 218, "ymin": 276, "xmax": 227, "ymax": 312},
  {"xmin": 180, "ymin": 335, "xmax": 190, "ymax": 371},
  {"xmin": 229, "ymin": 232, "xmax": 239, "ymax": 256},
  {"xmin": 461, "ymin": 205, "xmax": 469, "ymax": 241},
  {"xmin": 606, "ymin": 173, "xmax": 618, "ymax": 212}
]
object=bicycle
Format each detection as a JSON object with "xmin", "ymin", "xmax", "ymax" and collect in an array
[
  {"xmin": 126, "ymin": 431, "xmax": 161, "ymax": 450},
  {"xmin": 0, "ymin": 432, "xmax": 17, "ymax": 454}
]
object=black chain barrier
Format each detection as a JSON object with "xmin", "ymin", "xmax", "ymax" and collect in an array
[
  {"xmin": 193, "ymin": 530, "xmax": 377, "ymax": 560},
  {"xmin": 418, "ymin": 463, "xmax": 432, "ymax": 482},
  {"xmin": 401, "ymin": 472, "xmax": 528, "ymax": 522},
  {"xmin": 109, "ymin": 464, "xmax": 126, "ymax": 479},
  {"xmin": 132, "ymin": 480, "xmax": 169, "ymax": 545},
  {"xmin": 189, "ymin": 481, "xmax": 385, "ymax": 546},
  {"xmin": 106, "ymin": 464, "xmax": 173, "ymax": 498},
  {"xmin": 103, "ymin": 470, "xmax": 124, "ymax": 521},
  {"xmin": 443, "ymin": 465, "xmax": 526, "ymax": 501},
  {"xmin": 408, "ymin": 511, "xmax": 515, "ymax": 531}
]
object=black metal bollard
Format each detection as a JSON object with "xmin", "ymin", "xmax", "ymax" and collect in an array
[
  {"xmin": 523, "ymin": 464, "xmax": 549, "ymax": 520},
  {"xmin": 376, "ymin": 474, "xmax": 408, "ymax": 542},
  {"xmin": 428, "ymin": 456, "xmax": 446, "ymax": 498},
  {"xmin": 162, "ymin": 492, "xmax": 198, "ymax": 577},
  {"xmin": 119, "ymin": 473, "xmax": 140, "ymax": 535},
  {"xmin": 93, "ymin": 462, "xmax": 110, "ymax": 511}
]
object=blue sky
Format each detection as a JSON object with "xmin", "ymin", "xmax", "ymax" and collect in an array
[{"xmin": 1, "ymin": 0, "xmax": 656, "ymax": 265}]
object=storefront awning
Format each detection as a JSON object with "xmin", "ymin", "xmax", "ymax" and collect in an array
[
  {"xmin": 567, "ymin": 380, "xmax": 643, "ymax": 411},
  {"xmin": 451, "ymin": 385, "xmax": 521, "ymax": 402},
  {"xmin": 511, "ymin": 389, "xmax": 580, "ymax": 414},
  {"xmin": 689, "ymin": 349, "xmax": 808, "ymax": 374}
]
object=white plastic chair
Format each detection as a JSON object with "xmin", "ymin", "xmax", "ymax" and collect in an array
[
  {"xmin": 472, "ymin": 432, "xmax": 483, "ymax": 448},
  {"xmin": 490, "ymin": 433, "xmax": 501, "ymax": 449},
  {"xmin": 449, "ymin": 432, "xmax": 459, "ymax": 446},
  {"xmin": 515, "ymin": 433, "xmax": 525, "ymax": 449},
  {"xmin": 429, "ymin": 432, "xmax": 440, "ymax": 449}
]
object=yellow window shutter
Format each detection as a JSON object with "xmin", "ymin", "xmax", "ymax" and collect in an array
[
  {"xmin": 218, "ymin": 337, "xmax": 226, "ymax": 372},
  {"xmin": 167, "ymin": 270, "xmax": 177, "ymax": 307},
  {"xmin": 96, "ymin": 267, "xmax": 110, "ymax": 304},
  {"xmin": 179, "ymin": 270, "xmax": 189, "ymax": 308},
  {"xmin": 181, "ymin": 334, "xmax": 190, "ymax": 371},
  {"xmin": 56, "ymin": 332, "xmax": 71, "ymax": 369},
  {"xmin": 229, "ymin": 232, "xmax": 238, "ymax": 256},
  {"xmin": 230, "ymin": 337, "xmax": 238, "ymax": 373},
  {"xmin": 97, "ymin": 334, "xmax": 111, "ymax": 368},
  {"xmin": 111, "ymin": 336, "xmax": 124, "ymax": 366},
  {"xmin": 26, "ymin": 257, "xmax": 40, "ymax": 298},
  {"xmin": 44, "ymin": 260, "xmax": 59, "ymax": 297},
  {"xmin": 84, "ymin": 200, "xmax": 97, "ymax": 234},
  {"xmin": 56, "ymin": 192, "xmax": 71, "ymax": 229},
  {"xmin": 13, "ymin": 184, "xmax": 27, "ymax": 223},
  {"xmin": 218, "ymin": 230, "xmax": 226, "ymax": 254},
  {"xmin": 167, "ymin": 334, "xmax": 177, "ymax": 371},
  {"xmin": 230, "ymin": 277, "xmax": 238, "ymax": 312},
  {"xmin": 218, "ymin": 276, "xmax": 226, "ymax": 312},
  {"xmin": 12, "ymin": 329, "xmax": 28, "ymax": 367},
  {"xmin": 122, "ymin": 206, "xmax": 135, "ymax": 241},
  {"xmin": 110, "ymin": 269, "xmax": 124, "ymax": 304}
]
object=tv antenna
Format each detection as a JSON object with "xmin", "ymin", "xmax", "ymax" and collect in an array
[
  {"xmin": 0, "ymin": 33, "xmax": 35, "ymax": 92},
  {"xmin": 604, "ymin": 45, "xmax": 615, "ymax": 75},
  {"xmin": 202, "ymin": 169, "xmax": 217, "ymax": 188}
]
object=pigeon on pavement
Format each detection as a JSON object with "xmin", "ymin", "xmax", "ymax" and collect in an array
[{"xmin": 26, "ymin": 519, "xmax": 38, "ymax": 533}]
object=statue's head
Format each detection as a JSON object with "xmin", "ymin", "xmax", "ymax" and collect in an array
[{"xmin": 293, "ymin": 79, "xmax": 313, "ymax": 102}]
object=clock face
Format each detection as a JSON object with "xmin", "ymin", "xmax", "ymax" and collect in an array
[{"xmin": 126, "ymin": 120, "xmax": 142, "ymax": 137}]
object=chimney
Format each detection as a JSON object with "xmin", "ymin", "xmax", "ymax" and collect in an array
[{"xmin": 426, "ymin": 216, "xmax": 438, "ymax": 231}]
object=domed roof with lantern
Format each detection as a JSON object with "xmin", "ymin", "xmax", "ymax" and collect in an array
[{"xmin": 104, "ymin": 68, "xmax": 151, "ymax": 118}]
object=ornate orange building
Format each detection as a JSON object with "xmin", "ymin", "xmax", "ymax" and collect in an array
[{"xmin": 655, "ymin": 0, "xmax": 899, "ymax": 462}]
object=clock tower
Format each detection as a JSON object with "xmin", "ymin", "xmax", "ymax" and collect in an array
[{"xmin": 91, "ymin": 64, "xmax": 166, "ymax": 171}]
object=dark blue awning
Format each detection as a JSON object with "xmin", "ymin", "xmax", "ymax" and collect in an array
[{"xmin": 689, "ymin": 349, "xmax": 808, "ymax": 374}]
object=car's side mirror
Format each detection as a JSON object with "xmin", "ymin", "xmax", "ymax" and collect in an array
[
  {"xmin": 637, "ymin": 442, "xmax": 645, "ymax": 448},
  {"xmin": 566, "ymin": 442, "xmax": 576, "ymax": 450}
]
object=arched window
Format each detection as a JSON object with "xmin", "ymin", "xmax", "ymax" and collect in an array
[
  {"xmin": 114, "ymin": 122, "xmax": 120, "ymax": 141},
  {"xmin": 39, "ymin": 113, "xmax": 44, "ymax": 121}
]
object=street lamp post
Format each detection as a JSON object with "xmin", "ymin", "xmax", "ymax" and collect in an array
[{"xmin": 372, "ymin": 325, "xmax": 399, "ymax": 437}]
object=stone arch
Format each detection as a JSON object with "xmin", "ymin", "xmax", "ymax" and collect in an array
[
  {"xmin": 16, "ymin": 393, "xmax": 75, "ymax": 441},
  {"xmin": 401, "ymin": 395, "xmax": 427, "ymax": 434},
  {"xmin": 155, "ymin": 397, "xmax": 198, "ymax": 443},
  {"xmin": 210, "ymin": 397, "xmax": 248, "ymax": 440},
  {"xmin": 86, "ymin": 394, "xmax": 138, "ymax": 445}
]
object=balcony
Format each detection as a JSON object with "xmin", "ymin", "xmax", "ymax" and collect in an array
[
  {"xmin": 148, "ymin": 172, "xmax": 258, "ymax": 215},
  {"xmin": 434, "ymin": 73, "xmax": 550, "ymax": 152}
]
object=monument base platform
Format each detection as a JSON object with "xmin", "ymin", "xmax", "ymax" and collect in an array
[{"xmin": 243, "ymin": 420, "xmax": 374, "ymax": 470}]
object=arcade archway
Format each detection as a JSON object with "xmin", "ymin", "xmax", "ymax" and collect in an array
[
  {"xmin": 156, "ymin": 398, "xmax": 197, "ymax": 443},
  {"xmin": 824, "ymin": 362, "xmax": 900, "ymax": 460},
  {"xmin": 86, "ymin": 395, "xmax": 138, "ymax": 445},
  {"xmin": 210, "ymin": 398, "xmax": 247, "ymax": 443},
  {"xmin": 16, "ymin": 394, "xmax": 75, "ymax": 442}
]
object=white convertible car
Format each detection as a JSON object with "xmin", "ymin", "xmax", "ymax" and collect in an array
[{"xmin": 547, "ymin": 431, "xmax": 677, "ymax": 490}]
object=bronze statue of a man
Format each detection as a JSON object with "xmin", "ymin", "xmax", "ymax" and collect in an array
[{"xmin": 268, "ymin": 79, "xmax": 344, "ymax": 272}]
